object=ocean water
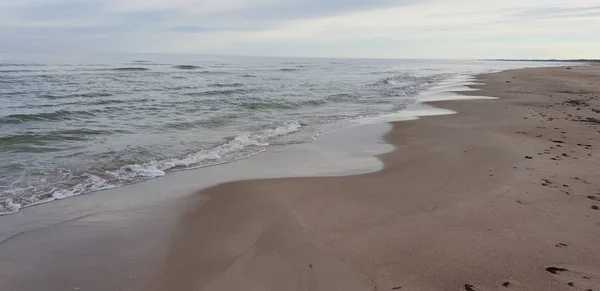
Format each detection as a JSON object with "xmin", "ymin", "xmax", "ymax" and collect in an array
[{"xmin": 0, "ymin": 55, "xmax": 561, "ymax": 215}]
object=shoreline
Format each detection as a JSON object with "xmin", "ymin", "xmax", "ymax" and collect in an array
[
  {"xmin": 150, "ymin": 65, "xmax": 600, "ymax": 291},
  {"xmin": 2, "ymin": 65, "xmax": 599, "ymax": 290},
  {"xmin": 0, "ymin": 73, "xmax": 477, "ymax": 217},
  {"xmin": 0, "ymin": 61, "xmax": 563, "ymax": 217}
]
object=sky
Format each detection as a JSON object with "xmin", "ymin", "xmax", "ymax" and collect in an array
[{"xmin": 0, "ymin": 0, "xmax": 599, "ymax": 59}]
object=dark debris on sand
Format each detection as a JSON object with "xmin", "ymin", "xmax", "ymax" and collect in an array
[{"xmin": 546, "ymin": 267, "xmax": 569, "ymax": 274}]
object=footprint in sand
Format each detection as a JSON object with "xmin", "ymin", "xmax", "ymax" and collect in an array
[
  {"xmin": 545, "ymin": 266, "xmax": 600, "ymax": 290},
  {"xmin": 501, "ymin": 281, "xmax": 518, "ymax": 289},
  {"xmin": 463, "ymin": 283, "xmax": 499, "ymax": 291},
  {"xmin": 588, "ymin": 196, "xmax": 600, "ymax": 202}
]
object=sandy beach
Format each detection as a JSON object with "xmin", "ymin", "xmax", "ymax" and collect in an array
[
  {"xmin": 150, "ymin": 65, "xmax": 600, "ymax": 291},
  {"xmin": 2, "ymin": 0, "xmax": 599, "ymax": 289},
  {"xmin": 1, "ymin": 65, "xmax": 599, "ymax": 291}
]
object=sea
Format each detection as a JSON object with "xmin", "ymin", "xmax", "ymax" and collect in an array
[{"xmin": 0, "ymin": 54, "xmax": 564, "ymax": 215}]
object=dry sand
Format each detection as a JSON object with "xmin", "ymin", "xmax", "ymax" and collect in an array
[{"xmin": 150, "ymin": 65, "xmax": 600, "ymax": 291}]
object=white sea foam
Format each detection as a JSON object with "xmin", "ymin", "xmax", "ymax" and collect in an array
[
  {"xmin": 0, "ymin": 198, "xmax": 21, "ymax": 215},
  {"xmin": 0, "ymin": 121, "xmax": 303, "ymax": 215},
  {"xmin": 51, "ymin": 174, "xmax": 117, "ymax": 199},
  {"xmin": 108, "ymin": 120, "xmax": 302, "ymax": 180},
  {"xmin": 1, "ymin": 121, "xmax": 302, "ymax": 215}
]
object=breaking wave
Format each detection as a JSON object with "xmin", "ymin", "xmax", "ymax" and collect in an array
[{"xmin": 0, "ymin": 121, "xmax": 302, "ymax": 215}]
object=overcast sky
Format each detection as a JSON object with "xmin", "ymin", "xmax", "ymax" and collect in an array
[{"xmin": 1, "ymin": 0, "xmax": 599, "ymax": 59}]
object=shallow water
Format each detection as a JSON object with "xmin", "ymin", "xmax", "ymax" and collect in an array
[{"xmin": 0, "ymin": 55, "xmax": 564, "ymax": 214}]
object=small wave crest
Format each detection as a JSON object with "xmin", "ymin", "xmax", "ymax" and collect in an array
[
  {"xmin": 380, "ymin": 74, "xmax": 414, "ymax": 85},
  {"xmin": 375, "ymin": 73, "xmax": 455, "ymax": 99},
  {"xmin": 0, "ymin": 110, "xmax": 96, "ymax": 124},
  {"xmin": 326, "ymin": 93, "xmax": 357, "ymax": 102},
  {"xmin": 196, "ymin": 70, "xmax": 234, "ymax": 75},
  {"xmin": 107, "ymin": 67, "xmax": 150, "ymax": 72},
  {"xmin": 0, "ymin": 63, "xmax": 46, "ymax": 67},
  {"xmin": 0, "ymin": 69, "xmax": 48, "ymax": 73},
  {"xmin": 379, "ymin": 73, "xmax": 453, "ymax": 87},
  {"xmin": 163, "ymin": 115, "xmax": 237, "ymax": 129},
  {"xmin": 207, "ymin": 82, "xmax": 244, "ymax": 88},
  {"xmin": 0, "ymin": 129, "xmax": 114, "ymax": 152},
  {"xmin": 184, "ymin": 88, "xmax": 249, "ymax": 97},
  {"xmin": 243, "ymin": 102, "xmax": 294, "ymax": 110},
  {"xmin": 86, "ymin": 99, "xmax": 126, "ymax": 106},
  {"xmin": 173, "ymin": 65, "xmax": 202, "ymax": 70},
  {"xmin": 40, "ymin": 92, "xmax": 112, "ymax": 99},
  {"xmin": 242, "ymin": 99, "xmax": 326, "ymax": 110}
]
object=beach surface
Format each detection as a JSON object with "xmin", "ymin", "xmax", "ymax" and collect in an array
[
  {"xmin": 151, "ymin": 65, "xmax": 600, "ymax": 291},
  {"xmin": 1, "ymin": 65, "xmax": 599, "ymax": 291}
]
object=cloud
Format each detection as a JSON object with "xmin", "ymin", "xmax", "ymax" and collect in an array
[
  {"xmin": 0, "ymin": 0, "xmax": 599, "ymax": 58},
  {"xmin": 229, "ymin": 0, "xmax": 415, "ymax": 20},
  {"xmin": 516, "ymin": 5, "xmax": 600, "ymax": 19},
  {"xmin": 168, "ymin": 26, "xmax": 259, "ymax": 33}
]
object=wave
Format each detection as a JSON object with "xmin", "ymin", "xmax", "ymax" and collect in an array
[
  {"xmin": 0, "ymin": 133, "xmax": 80, "ymax": 146},
  {"xmin": 40, "ymin": 92, "xmax": 113, "ymax": 99},
  {"xmin": 380, "ymin": 74, "xmax": 414, "ymax": 85},
  {"xmin": 326, "ymin": 93, "xmax": 357, "ymax": 102},
  {"xmin": 14, "ymin": 99, "xmax": 130, "ymax": 109},
  {"xmin": 379, "ymin": 73, "xmax": 453, "ymax": 87},
  {"xmin": 241, "ymin": 99, "xmax": 326, "ymax": 110},
  {"xmin": 165, "ymin": 85, "xmax": 200, "ymax": 91},
  {"xmin": 242, "ymin": 102, "xmax": 294, "ymax": 110},
  {"xmin": 163, "ymin": 115, "xmax": 237, "ymax": 129},
  {"xmin": 112, "ymin": 120, "xmax": 302, "ymax": 176},
  {"xmin": 192, "ymin": 70, "xmax": 233, "ymax": 75},
  {"xmin": 0, "ymin": 110, "xmax": 96, "ymax": 124},
  {"xmin": 207, "ymin": 63, "xmax": 233, "ymax": 67},
  {"xmin": 85, "ymin": 99, "xmax": 126, "ymax": 106},
  {"xmin": 0, "ymin": 121, "xmax": 303, "ymax": 215},
  {"xmin": 0, "ymin": 63, "xmax": 46, "ymax": 67},
  {"xmin": 207, "ymin": 82, "xmax": 244, "ymax": 88},
  {"xmin": 0, "ymin": 129, "xmax": 112, "ymax": 148},
  {"xmin": 173, "ymin": 65, "xmax": 202, "ymax": 70},
  {"xmin": 108, "ymin": 67, "xmax": 150, "ymax": 72},
  {"xmin": 278, "ymin": 68, "xmax": 297, "ymax": 72},
  {"xmin": 295, "ymin": 99, "xmax": 327, "ymax": 107},
  {"xmin": 12, "ymin": 102, "xmax": 82, "ymax": 109},
  {"xmin": 0, "ymin": 69, "xmax": 48, "ymax": 73},
  {"xmin": 382, "ymin": 78, "xmax": 403, "ymax": 85},
  {"xmin": 183, "ymin": 88, "xmax": 249, "ymax": 97}
]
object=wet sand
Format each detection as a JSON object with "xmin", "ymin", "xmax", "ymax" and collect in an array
[{"xmin": 151, "ymin": 65, "xmax": 600, "ymax": 291}]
